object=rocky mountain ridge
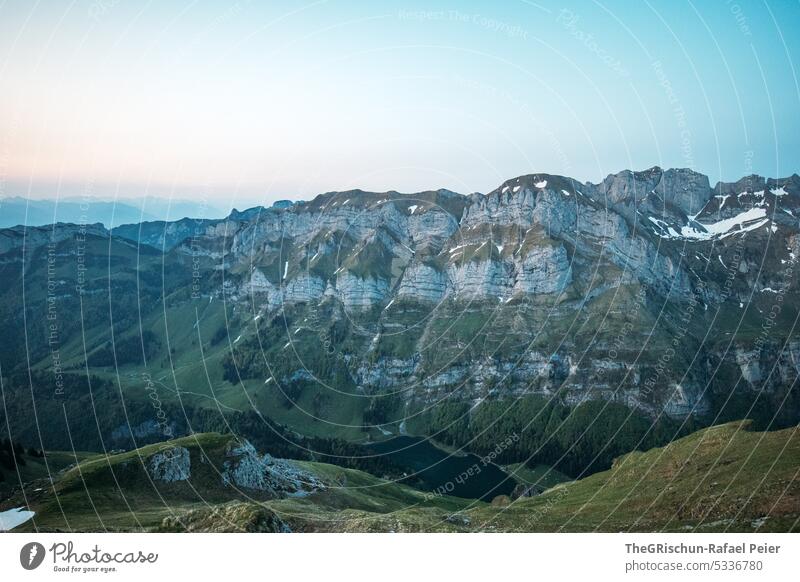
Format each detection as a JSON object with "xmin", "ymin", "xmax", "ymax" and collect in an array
[{"xmin": 2, "ymin": 166, "xmax": 799, "ymax": 434}]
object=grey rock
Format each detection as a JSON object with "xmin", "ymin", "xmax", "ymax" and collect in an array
[{"xmin": 148, "ymin": 447, "xmax": 191, "ymax": 482}]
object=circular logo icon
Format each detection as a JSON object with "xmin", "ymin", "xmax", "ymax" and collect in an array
[{"xmin": 20, "ymin": 542, "xmax": 46, "ymax": 570}]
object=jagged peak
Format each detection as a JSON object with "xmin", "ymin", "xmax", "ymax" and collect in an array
[
  {"xmin": 227, "ymin": 206, "xmax": 269, "ymax": 221},
  {"xmin": 491, "ymin": 173, "xmax": 584, "ymax": 196},
  {"xmin": 713, "ymin": 174, "xmax": 767, "ymax": 196}
]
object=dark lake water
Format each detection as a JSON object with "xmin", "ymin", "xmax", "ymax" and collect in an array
[{"xmin": 364, "ymin": 436, "xmax": 516, "ymax": 501}]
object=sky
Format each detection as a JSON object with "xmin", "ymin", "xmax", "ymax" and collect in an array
[{"xmin": 0, "ymin": 0, "xmax": 799, "ymax": 208}]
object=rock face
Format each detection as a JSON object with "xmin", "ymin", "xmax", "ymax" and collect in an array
[
  {"xmin": 335, "ymin": 272, "xmax": 390, "ymax": 308},
  {"xmin": 397, "ymin": 263, "xmax": 449, "ymax": 301},
  {"xmin": 447, "ymin": 258, "xmax": 511, "ymax": 300},
  {"xmin": 513, "ymin": 244, "xmax": 572, "ymax": 295},
  {"xmin": 221, "ymin": 441, "xmax": 324, "ymax": 496},
  {"xmin": 7, "ymin": 167, "xmax": 800, "ymax": 424},
  {"xmin": 654, "ymin": 168, "xmax": 712, "ymax": 216},
  {"xmin": 214, "ymin": 167, "xmax": 728, "ymax": 312},
  {"xmin": 148, "ymin": 447, "xmax": 191, "ymax": 482}
]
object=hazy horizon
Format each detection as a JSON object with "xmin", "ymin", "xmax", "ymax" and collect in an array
[
  {"xmin": 4, "ymin": 162, "xmax": 800, "ymax": 212},
  {"xmin": 1, "ymin": 0, "xmax": 799, "ymax": 207}
]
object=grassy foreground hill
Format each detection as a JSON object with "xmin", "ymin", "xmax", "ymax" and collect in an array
[
  {"xmin": 1, "ymin": 421, "xmax": 797, "ymax": 532},
  {"xmin": 459, "ymin": 420, "xmax": 800, "ymax": 533}
]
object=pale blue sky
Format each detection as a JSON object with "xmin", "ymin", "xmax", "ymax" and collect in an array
[{"xmin": 1, "ymin": 0, "xmax": 798, "ymax": 206}]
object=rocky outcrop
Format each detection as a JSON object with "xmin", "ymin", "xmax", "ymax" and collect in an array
[
  {"xmin": 222, "ymin": 441, "xmax": 324, "ymax": 496},
  {"xmin": 148, "ymin": 447, "xmax": 191, "ymax": 482},
  {"xmin": 655, "ymin": 168, "xmax": 712, "ymax": 216}
]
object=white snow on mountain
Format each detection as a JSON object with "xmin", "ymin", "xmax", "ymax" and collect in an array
[{"xmin": 650, "ymin": 207, "xmax": 769, "ymax": 242}]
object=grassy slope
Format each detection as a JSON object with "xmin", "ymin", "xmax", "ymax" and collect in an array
[
  {"xmin": 459, "ymin": 420, "xmax": 800, "ymax": 532},
  {"xmin": 3, "ymin": 433, "xmax": 471, "ymax": 532},
  {"xmin": 1, "ymin": 451, "xmax": 95, "ymax": 493},
  {"xmin": 3, "ymin": 421, "xmax": 797, "ymax": 532}
]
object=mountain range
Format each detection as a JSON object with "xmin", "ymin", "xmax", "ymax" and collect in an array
[
  {"xmin": 1, "ymin": 165, "xmax": 799, "ymax": 531},
  {"xmin": 0, "ymin": 196, "xmax": 228, "ymax": 229}
]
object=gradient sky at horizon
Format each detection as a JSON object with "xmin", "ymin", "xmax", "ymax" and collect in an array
[{"xmin": 1, "ymin": 0, "xmax": 799, "ymax": 207}]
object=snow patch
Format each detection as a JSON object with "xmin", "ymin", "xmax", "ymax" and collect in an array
[
  {"xmin": 534, "ymin": 180, "xmax": 547, "ymax": 188},
  {"xmin": 648, "ymin": 216, "xmax": 681, "ymax": 238},
  {"xmin": 408, "ymin": 204, "xmax": 419, "ymax": 214},
  {"xmin": 0, "ymin": 507, "xmax": 35, "ymax": 531},
  {"xmin": 686, "ymin": 207, "xmax": 768, "ymax": 239}
]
